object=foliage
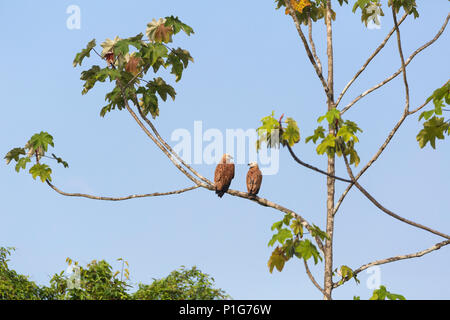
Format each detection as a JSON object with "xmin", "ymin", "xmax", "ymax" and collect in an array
[
  {"xmin": 257, "ymin": 110, "xmax": 362, "ymax": 167},
  {"xmin": 275, "ymin": 0, "xmax": 349, "ymax": 25},
  {"xmin": 0, "ymin": 248, "xmax": 228, "ymax": 300},
  {"xmin": 5, "ymin": 132, "xmax": 67, "ymax": 183},
  {"xmin": 417, "ymin": 81, "xmax": 450, "ymax": 149},
  {"xmin": 369, "ymin": 285, "xmax": 406, "ymax": 300},
  {"xmin": 72, "ymin": 18, "xmax": 194, "ymax": 119},
  {"xmin": 267, "ymin": 214, "xmax": 325, "ymax": 273},
  {"xmin": 133, "ymin": 266, "xmax": 229, "ymax": 300},
  {"xmin": 0, "ymin": 247, "xmax": 54, "ymax": 300}
]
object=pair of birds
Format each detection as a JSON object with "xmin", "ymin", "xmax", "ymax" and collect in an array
[{"xmin": 214, "ymin": 153, "xmax": 262, "ymax": 198}]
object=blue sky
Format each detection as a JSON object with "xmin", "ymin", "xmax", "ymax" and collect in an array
[{"xmin": 1, "ymin": 0, "xmax": 449, "ymax": 299}]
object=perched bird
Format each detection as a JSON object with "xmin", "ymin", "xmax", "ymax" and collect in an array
[
  {"xmin": 246, "ymin": 162, "xmax": 262, "ymax": 197},
  {"xmin": 214, "ymin": 154, "xmax": 235, "ymax": 198}
]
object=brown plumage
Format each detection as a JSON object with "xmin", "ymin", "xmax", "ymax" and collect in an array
[
  {"xmin": 214, "ymin": 154, "xmax": 235, "ymax": 198},
  {"xmin": 246, "ymin": 162, "xmax": 262, "ymax": 197}
]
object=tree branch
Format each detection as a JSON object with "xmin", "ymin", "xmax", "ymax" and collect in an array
[
  {"xmin": 285, "ymin": 1, "xmax": 331, "ymax": 99},
  {"xmin": 335, "ymin": 13, "xmax": 407, "ymax": 108},
  {"xmin": 303, "ymin": 259, "xmax": 329, "ymax": 299},
  {"xmin": 308, "ymin": 13, "xmax": 323, "ymax": 75},
  {"xmin": 333, "ymin": 239, "xmax": 450, "ymax": 288},
  {"xmin": 334, "ymin": 111, "xmax": 408, "ymax": 216},
  {"xmin": 46, "ymin": 180, "xmax": 200, "ymax": 201},
  {"xmin": 132, "ymin": 93, "xmax": 214, "ymax": 187},
  {"xmin": 341, "ymin": 13, "xmax": 449, "ymax": 115},
  {"xmin": 392, "ymin": 8, "xmax": 410, "ymax": 113},
  {"xmin": 286, "ymin": 144, "xmax": 352, "ymax": 183},
  {"xmin": 342, "ymin": 154, "xmax": 450, "ymax": 240}
]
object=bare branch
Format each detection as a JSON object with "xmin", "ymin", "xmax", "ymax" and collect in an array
[
  {"xmin": 342, "ymin": 154, "xmax": 450, "ymax": 240},
  {"xmin": 286, "ymin": 145, "xmax": 352, "ymax": 183},
  {"xmin": 117, "ymin": 81, "xmax": 204, "ymax": 186},
  {"xmin": 334, "ymin": 111, "xmax": 408, "ymax": 215},
  {"xmin": 46, "ymin": 180, "xmax": 199, "ymax": 201},
  {"xmin": 333, "ymin": 239, "xmax": 450, "ymax": 288},
  {"xmin": 135, "ymin": 101, "xmax": 214, "ymax": 187},
  {"xmin": 335, "ymin": 13, "xmax": 407, "ymax": 107},
  {"xmin": 303, "ymin": 259, "xmax": 329, "ymax": 298},
  {"xmin": 392, "ymin": 8, "xmax": 410, "ymax": 113},
  {"xmin": 285, "ymin": 1, "xmax": 331, "ymax": 99},
  {"xmin": 341, "ymin": 13, "xmax": 450, "ymax": 115},
  {"xmin": 308, "ymin": 13, "xmax": 323, "ymax": 75},
  {"xmin": 408, "ymin": 98, "xmax": 432, "ymax": 115}
]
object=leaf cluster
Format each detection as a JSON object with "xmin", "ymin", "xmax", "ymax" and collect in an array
[
  {"xmin": 256, "ymin": 112, "xmax": 300, "ymax": 150},
  {"xmin": 267, "ymin": 214, "xmax": 324, "ymax": 273},
  {"xmin": 417, "ymin": 81, "xmax": 450, "ymax": 149},
  {"xmin": 0, "ymin": 248, "xmax": 229, "ymax": 300},
  {"xmin": 306, "ymin": 108, "xmax": 362, "ymax": 166},
  {"xmin": 4, "ymin": 132, "xmax": 68, "ymax": 183},
  {"xmin": 73, "ymin": 17, "xmax": 194, "ymax": 118}
]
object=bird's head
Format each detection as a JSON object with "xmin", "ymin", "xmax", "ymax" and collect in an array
[
  {"xmin": 223, "ymin": 153, "xmax": 234, "ymax": 164},
  {"xmin": 248, "ymin": 161, "xmax": 258, "ymax": 168}
]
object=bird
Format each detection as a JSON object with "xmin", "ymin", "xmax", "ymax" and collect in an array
[
  {"xmin": 246, "ymin": 162, "xmax": 262, "ymax": 197},
  {"xmin": 214, "ymin": 153, "xmax": 235, "ymax": 198}
]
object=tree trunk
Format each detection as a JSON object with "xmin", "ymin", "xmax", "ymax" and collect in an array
[{"xmin": 323, "ymin": 0, "xmax": 335, "ymax": 300}]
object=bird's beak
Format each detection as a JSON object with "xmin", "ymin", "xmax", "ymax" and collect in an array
[{"xmin": 247, "ymin": 163, "xmax": 250, "ymax": 166}]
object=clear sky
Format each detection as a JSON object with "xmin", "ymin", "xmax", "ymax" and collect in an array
[{"xmin": 1, "ymin": 0, "xmax": 449, "ymax": 299}]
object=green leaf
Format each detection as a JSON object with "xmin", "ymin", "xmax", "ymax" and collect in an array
[
  {"xmin": 15, "ymin": 157, "xmax": 31, "ymax": 172},
  {"xmin": 369, "ymin": 285, "xmax": 406, "ymax": 300},
  {"xmin": 51, "ymin": 154, "xmax": 69, "ymax": 168},
  {"xmin": 139, "ymin": 91, "xmax": 159, "ymax": 119},
  {"xmin": 73, "ymin": 39, "xmax": 96, "ymax": 67},
  {"xmin": 310, "ymin": 224, "xmax": 329, "ymax": 241},
  {"xmin": 316, "ymin": 134, "xmax": 336, "ymax": 155},
  {"xmin": 282, "ymin": 117, "xmax": 300, "ymax": 146},
  {"xmin": 416, "ymin": 116, "xmax": 448, "ymax": 149},
  {"xmin": 4, "ymin": 148, "xmax": 26, "ymax": 165},
  {"xmin": 282, "ymin": 213, "xmax": 293, "ymax": 226},
  {"xmin": 294, "ymin": 239, "xmax": 322, "ymax": 264},
  {"xmin": 271, "ymin": 220, "xmax": 283, "ymax": 232},
  {"xmin": 318, "ymin": 108, "xmax": 340, "ymax": 124},
  {"xmin": 166, "ymin": 52, "xmax": 185, "ymax": 82},
  {"xmin": 268, "ymin": 228, "xmax": 292, "ymax": 247},
  {"xmin": 290, "ymin": 219, "xmax": 304, "ymax": 238},
  {"xmin": 164, "ymin": 16, "xmax": 194, "ymax": 36},
  {"xmin": 305, "ymin": 126, "xmax": 325, "ymax": 144},
  {"xmin": 28, "ymin": 132, "xmax": 54, "ymax": 152},
  {"xmin": 146, "ymin": 77, "xmax": 176, "ymax": 102},
  {"xmin": 257, "ymin": 111, "xmax": 282, "ymax": 150},
  {"xmin": 29, "ymin": 164, "xmax": 52, "ymax": 182},
  {"xmin": 268, "ymin": 247, "xmax": 287, "ymax": 273}
]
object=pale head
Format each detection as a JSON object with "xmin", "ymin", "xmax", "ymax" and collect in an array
[
  {"xmin": 248, "ymin": 161, "xmax": 258, "ymax": 168},
  {"xmin": 222, "ymin": 153, "xmax": 234, "ymax": 164}
]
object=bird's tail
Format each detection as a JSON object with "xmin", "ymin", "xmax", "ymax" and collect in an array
[{"xmin": 216, "ymin": 190, "xmax": 225, "ymax": 198}]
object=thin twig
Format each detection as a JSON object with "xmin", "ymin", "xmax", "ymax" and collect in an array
[
  {"xmin": 392, "ymin": 8, "xmax": 410, "ymax": 113},
  {"xmin": 334, "ymin": 110, "xmax": 407, "ymax": 216},
  {"xmin": 286, "ymin": 145, "xmax": 352, "ymax": 183},
  {"xmin": 46, "ymin": 180, "xmax": 199, "ymax": 201},
  {"xmin": 342, "ymin": 154, "xmax": 450, "ymax": 240},
  {"xmin": 308, "ymin": 13, "xmax": 322, "ymax": 75},
  {"xmin": 335, "ymin": 13, "xmax": 408, "ymax": 108},
  {"xmin": 304, "ymin": 259, "xmax": 329, "ymax": 298},
  {"xmin": 333, "ymin": 239, "xmax": 450, "ymax": 288},
  {"xmin": 341, "ymin": 13, "xmax": 449, "ymax": 115},
  {"xmin": 285, "ymin": 1, "xmax": 331, "ymax": 99}
]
